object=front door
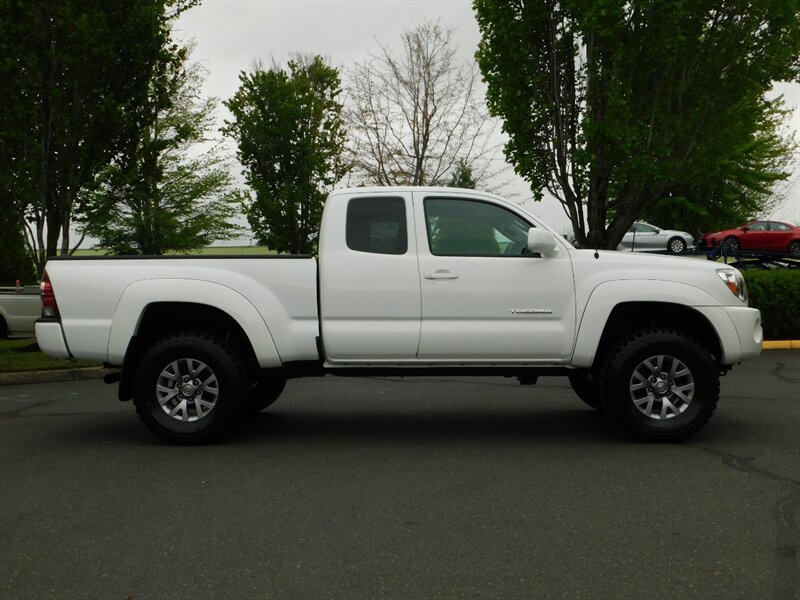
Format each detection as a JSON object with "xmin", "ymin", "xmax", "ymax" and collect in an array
[{"xmin": 414, "ymin": 194, "xmax": 576, "ymax": 362}]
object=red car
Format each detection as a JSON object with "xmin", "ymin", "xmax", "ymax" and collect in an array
[{"xmin": 701, "ymin": 220, "xmax": 800, "ymax": 256}]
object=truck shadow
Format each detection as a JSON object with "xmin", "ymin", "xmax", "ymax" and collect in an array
[{"xmin": 233, "ymin": 405, "xmax": 622, "ymax": 446}]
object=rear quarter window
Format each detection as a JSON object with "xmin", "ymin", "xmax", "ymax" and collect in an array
[{"xmin": 346, "ymin": 197, "xmax": 407, "ymax": 255}]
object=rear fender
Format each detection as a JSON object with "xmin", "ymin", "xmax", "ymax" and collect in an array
[{"xmin": 108, "ymin": 279, "xmax": 282, "ymax": 368}]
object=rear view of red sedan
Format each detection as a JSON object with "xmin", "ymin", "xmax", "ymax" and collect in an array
[{"xmin": 701, "ymin": 220, "xmax": 800, "ymax": 256}]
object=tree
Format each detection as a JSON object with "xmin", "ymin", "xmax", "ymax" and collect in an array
[
  {"xmin": 643, "ymin": 95, "xmax": 794, "ymax": 237},
  {"xmin": 0, "ymin": 0, "xmax": 197, "ymax": 273},
  {"xmin": 0, "ymin": 208, "xmax": 35, "ymax": 285},
  {"xmin": 223, "ymin": 56, "xmax": 348, "ymax": 254},
  {"xmin": 78, "ymin": 54, "xmax": 241, "ymax": 255},
  {"xmin": 447, "ymin": 159, "xmax": 478, "ymax": 189},
  {"xmin": 346, "ymin": 20, "xmax": 498, "ymax": 187},
  {"xmin": 474, "ymin": 0, "xmax": 800, "ymax": 249}
]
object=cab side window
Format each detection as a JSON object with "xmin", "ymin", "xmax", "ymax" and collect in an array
[
  {"xmin": 346, "ymin": 197, "xmax": 407, "ymax": 255},
  {"xmin": 424, "ymin": 197, "xmax": 532, "ymax": 256}
]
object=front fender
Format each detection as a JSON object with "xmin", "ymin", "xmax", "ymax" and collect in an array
[
  {"xmin": 572, "ymin": 279, "xmax": 722, "ymax": 367},
  {"xmin": 107, "ymin": 279, "xmax": 282, "ymax": 368}
]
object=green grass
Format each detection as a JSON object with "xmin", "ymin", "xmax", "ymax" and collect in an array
[{"xmin": 0, "ymin": 338, "xmax": 100, "ymax": 373}]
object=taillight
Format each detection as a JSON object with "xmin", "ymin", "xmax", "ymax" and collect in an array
[{"xmin": 40, "ymin": 270, "xmax": 60, "ymax": 318}]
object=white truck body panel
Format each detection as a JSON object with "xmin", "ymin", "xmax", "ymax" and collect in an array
[
  {"xmin": 319, "ymin": 190, "xmax": 422, "ymax": 361},
  {"xmin": 43, "ymin": 257, "xmax": 318, "ymax": 365},
  {"xmin": 410, "ymin": 190, "xmax": 576, "ymax": 362}
]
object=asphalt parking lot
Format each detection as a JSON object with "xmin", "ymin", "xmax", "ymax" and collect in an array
[{"xmin": 1, "ymin": 350, "xmax": 798, "ymax": 600}]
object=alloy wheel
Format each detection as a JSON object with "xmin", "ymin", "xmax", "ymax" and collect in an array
[{"xmin": 628, "ymin": 354, "xmax": 695, "ymax": 420}]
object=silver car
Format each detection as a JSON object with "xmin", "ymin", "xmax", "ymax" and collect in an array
[{"xmin": 617, "ymin": 222, "xmax": 695, "ymax": 254}]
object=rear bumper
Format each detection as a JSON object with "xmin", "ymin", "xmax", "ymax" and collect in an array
[{"xmin": 35, "ymin": 320, "xmax": 71, "ymax": 359}]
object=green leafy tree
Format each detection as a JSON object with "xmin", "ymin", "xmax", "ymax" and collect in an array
[
  {"xmin": 447, "ymin": 159, "xmax": 478, "ymax": 189},
  {"xmin": 474, "ymin": 0, "xmax": 800, "ymax": 249},
  {"xmin": 78, "ymin": 54, "xmax": 241, "ymax": 255},
  {"xmin": 0, "ymin": 0, "xmax": 197, "ymax": 273},
  {"xmin": 224, "ymin": 56, "xmax": 348, "ymax": 254},
  {"xmin": 644, "ymin": 95, "xmax": 794, "ymax": 237},
  {"xmin": 0, "ymin": 208, "xmax": 35, "ymax": 285}
]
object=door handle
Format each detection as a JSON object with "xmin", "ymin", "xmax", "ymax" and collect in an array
[{"xmin": 425, "ymin": 270, "xmax": 459, "ymax": 280}]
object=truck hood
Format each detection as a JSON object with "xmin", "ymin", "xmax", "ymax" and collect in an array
[{"xmin": 567, "ymin": 248, "xmax": 746, "ymax": 307}]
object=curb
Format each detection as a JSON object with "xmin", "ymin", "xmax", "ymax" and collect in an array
[
  {"xmin": 0, "ymin": 367, "xmax": 114, "ymax": 386},
  {"xmin": 762, "ymin": 340, "xmax": 800, "ymax": 350}
]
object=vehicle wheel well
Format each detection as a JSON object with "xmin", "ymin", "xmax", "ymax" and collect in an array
[
  {"xmin": 594, "ymin": 302, "xmax": 721, "ymax": 367},
  {"xmin": 0, "ymin": 315, "xmax": 7, "ymax": 338},
  {"xmin": 119, "ymin": 302, "xmax": 259, "ymax": 401}
]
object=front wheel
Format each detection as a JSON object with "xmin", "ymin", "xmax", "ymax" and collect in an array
[
  {"xmin": 133, "ymin": 332, "xmax": 249, "ymax": 443},
  {"xmin": 789, "ymin": 240, "xmax": 800, "ymax": 257},
  {"xmin": 600, "ymin": 329, "xmax": 719, "ymax": 442},
  {"xmin": 667, "ymin": 237, "xmax": 686, "ymax": 254}
]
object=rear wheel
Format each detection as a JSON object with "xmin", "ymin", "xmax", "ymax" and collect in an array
[
  {"xmin": 667, "ymin": 237, "xmax": 686, "ymax": 254},
  {"xmin": 789, "ymin": 240, "xmax": 800, "ymax": 257},
  {"xmin": 600, "ymin": 329, "xmax": 719, "ymax": 442},
  {"xmin": 133, "ymin": 332, "xmax": 248, "ymax": 443},
  {"xmin": 568, "ymin": 371, "xmax": 604, "ymax": 411}
]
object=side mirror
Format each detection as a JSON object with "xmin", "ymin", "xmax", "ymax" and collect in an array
[
  {"xmin": 741, "ymin": 226, "xmax": 750, "ymax": 232},
  {"xmin": 527, "ymin": 228, "xmax": 558, "ymax": 257}
]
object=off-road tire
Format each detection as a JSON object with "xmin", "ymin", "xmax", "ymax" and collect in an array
[
  {"xmin": 599, "ymin": 328, "xmax": 719, "ymax": 442},
  {"xmin": 133, "ymin": 332, "xmax": 248, "ymax": 444},
  {"xmin": 568, "ymin": 370, "xmax": 605, "ymax": 411}
]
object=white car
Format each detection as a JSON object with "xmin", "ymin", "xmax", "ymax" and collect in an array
[{"xmin": 617, "ymin": 222, "xmax": 695, "ymax": 254}]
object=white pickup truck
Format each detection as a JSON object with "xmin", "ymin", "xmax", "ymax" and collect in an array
[
  {"xmin": 36, "ymin": 187, "xmax": 762, "ymax": 443},
  {"xmin": 0, "ymin": 284, "xmax": 41, "ymax": 338}
]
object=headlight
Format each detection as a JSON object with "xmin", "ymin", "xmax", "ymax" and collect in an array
[{"xmin": 717, "ymin": 269, "xmax": 747, "ymax": 303}]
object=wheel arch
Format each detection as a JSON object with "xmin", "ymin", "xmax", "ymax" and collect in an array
[
  {"xmin": 597, "ymin": 303, "xmax": 721, "ymax": 366},
  {"xmin": 117, "ymin": 302, "xmax": 266, "ymax": 402},
  {"xmin": 109, "ymin": 279, "xmax": 283, "ymax": 401},
  {"xmin": 573, "ymin": 284, "xmax": 724, "ymax": 369}
]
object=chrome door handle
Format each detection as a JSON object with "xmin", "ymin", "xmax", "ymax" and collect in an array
[{"xmin": 424, "ymin": 270, "xmax": 459, "ymax": 280}]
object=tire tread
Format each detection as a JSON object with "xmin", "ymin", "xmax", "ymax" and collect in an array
[{"xmin": 599, "ymin": 328, "xmax": 719, "ymax": 442}]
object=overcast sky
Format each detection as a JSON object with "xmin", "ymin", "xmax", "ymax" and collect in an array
[{"xmin": 174, "ymin": 0, "xmax": 800, "ymax": 233}]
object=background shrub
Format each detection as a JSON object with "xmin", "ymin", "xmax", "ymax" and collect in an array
[{"xmin": 742, "ymin": 269, "xmax": 800, "ymax": 340}]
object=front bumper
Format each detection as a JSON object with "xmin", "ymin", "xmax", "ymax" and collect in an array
[{"xmin": 724, "ymin": 306, "xmax": 763, "ymax": 362}]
